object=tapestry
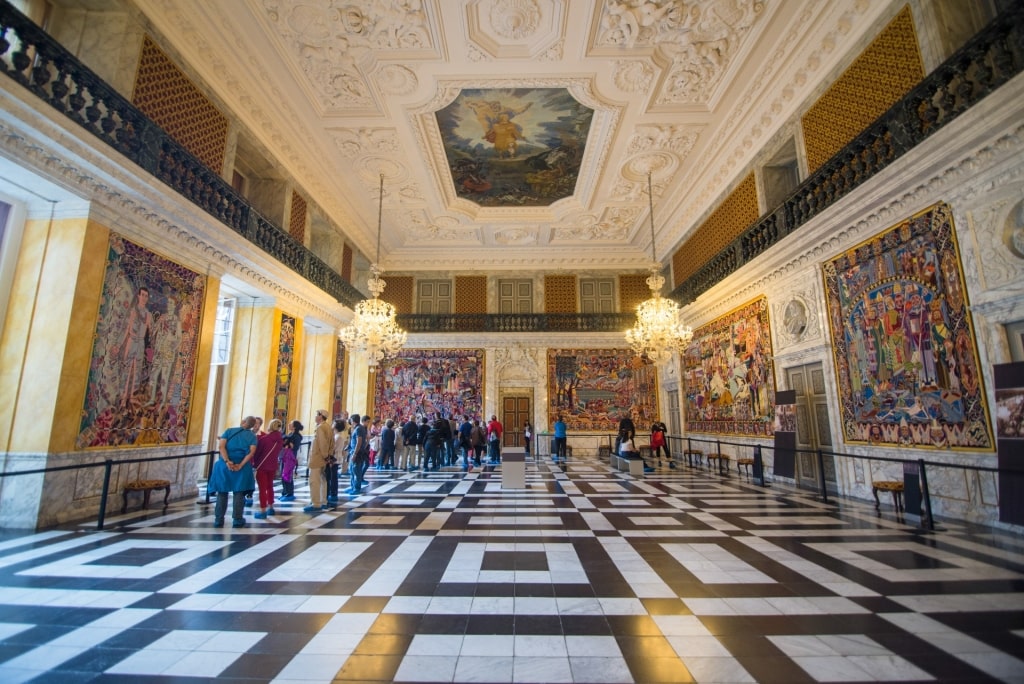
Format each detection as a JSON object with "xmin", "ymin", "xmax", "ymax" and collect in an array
[
  {"xmin": 272, "ymin": 314, "xmax": 294, "ymax": 424},
  {"xmin": 546, "ymin": 349, "xmax": 657, "ymax": 431},
  {"xmin": 436, "ymin": 88, "xmax": 594, "ymax": 207},
  {"xmin": 77, "ymin": 234, "xmax": 205, "ymax": 448},
  {"xmin": 332, "ymin": 338, "xmax": 346, "ymax": 421},
  {"xmin": 682, "ymin": 297, "xmax": 776, "ymax": 436},
  {"xmin": 374, "ymin": 349, "xmax": 484, "ymax": 422},
  {"xmin": 822, "ymin": 202, "xmax": 992, "ymax": 449}
]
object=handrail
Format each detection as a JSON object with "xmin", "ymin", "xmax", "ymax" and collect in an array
[
  {"xmin": 0, "ymin": 1, "xmax": 366, "ymax": 309},
  {"xmin": 678, "ymin": 434, "xmax": 1019, "ymax": 531},
  {"xmin": 669, "ymin": 2, "xmax": 1024, "ymax": 305},
  {"xmin": 0, "ymin": 449, "xmax": 214, "ymax": 531}
]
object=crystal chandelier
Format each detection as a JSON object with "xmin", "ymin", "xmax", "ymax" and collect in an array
[
  {"xmin": 339, "ymin": 174, "xmax": 407, "ymax": 372},
  {"xmin": 625, "ymin": 173, "xmax": 693, "ymax": 366}
]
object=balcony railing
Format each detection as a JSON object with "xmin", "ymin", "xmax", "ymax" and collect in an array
[
  {"xmin": 0, "ymin": 1, "xmax": 367, "ymax": 309},
  {"xmin": 1, "ymin": 1, "xmax": 1018, "ymax": 316},
  {"xmin": 669, "ymin": 2, "xmax": 1023, "ymax": 305},
  {"xmin": 397, "ymin": 312, "xmax": 635, "ymax": 334}
]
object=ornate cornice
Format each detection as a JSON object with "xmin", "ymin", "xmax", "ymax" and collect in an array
[{"xmin": 0, "ymin": 94, "xmax": 345, "ymax": 328}]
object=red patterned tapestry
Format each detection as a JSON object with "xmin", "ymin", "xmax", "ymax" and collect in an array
[
  {"xmin": 374, "ymin": 349, "xmax": 484, "ymax": 422},
  {"xmin": 683, "ymin": 297, "xmax": 776, "ymax": 436}
]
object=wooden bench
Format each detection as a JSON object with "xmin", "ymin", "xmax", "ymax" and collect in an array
[
  {"xmin": 736, "ymin": 457, "xmax": 754, "ymax": 477},
  {"xmin": 872, "ymin": 480, "xmax": 904, "ymax": 511},
  {"xmin": 706, "ymin": 452, "xmax": 730, "ymax": 474},
  {"xmin": 683, "ymin": 449, "xmax": 703, "ymax": 468},
  {"xmin": 122, "ymin": 479, "xmax": 171, "ymax": 514}
]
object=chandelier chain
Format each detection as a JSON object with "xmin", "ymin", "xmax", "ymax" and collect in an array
[
  {"xmin": 339, "ymin": 173, "xmax": 407, "ymax": 371},
  {"xmin": 625, "ymin": 172, "xmax": 693, "ymax": 366}
]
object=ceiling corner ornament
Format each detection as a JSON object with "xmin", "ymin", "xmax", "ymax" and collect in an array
[
  {"xmin": 339, "ymin": 174, "xmax": 407, "ymax": 372},
  {"xmin": 625, "ymin": 172, "xmax": 692, "ymax": 366}
]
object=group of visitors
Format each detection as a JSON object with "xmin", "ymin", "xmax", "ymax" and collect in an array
[{"xmin": 209, "ymin": 409, "xmax": 673, "ymax": 527}]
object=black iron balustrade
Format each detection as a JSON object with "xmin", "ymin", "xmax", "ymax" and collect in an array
[
  {"xmin": 670, "ymin": 3, "xmax": 1023, "ymax": 305},
  {"xmin": 0, "ymin": 1, "xmax": 366, "ymax": 309},
  {"xmin": 397, "ymin": 312, "xmax": 635, "ymax": 334}
]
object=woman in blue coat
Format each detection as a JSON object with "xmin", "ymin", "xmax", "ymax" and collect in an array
[{"xmin": 209, "ymin": 416, "xmax": 258, "ymax": 528}]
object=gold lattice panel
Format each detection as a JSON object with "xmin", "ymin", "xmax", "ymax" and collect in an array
[
  {"xmin": 382, "ymin": 275, "xmax": 413, "ymax": 314},
  {"xmin": 289, "ymin": 191, "xmax": 306, "ymax": 243},
  {"xmin": 455, "ymin": 276, "xmax": 487, "ymax": 313},
  {"xmin": 342, "ymin": 243, "xmax": 353, "ymax": 284},
  {"xmin": 619, "ymin": 274, "xmax": 650, "ymax": 313},
  {"xmin": 802, "ymin": 6, "xmax": 923, "ymax": 173},
  {"xmin": 132, "ymin": 36, "xmax": 228, "ymax": 173},
  {"xmin": 672, "ymin": 173, "xmax": 758, "ymax": 287},
  {"xmin": 545, "ymin": 275, "xmax": 577, "ymax": 313}
]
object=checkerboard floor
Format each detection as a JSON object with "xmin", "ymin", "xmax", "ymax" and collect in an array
[{"xmin": 1, "ymin": 457, "xmax": 1022, "ymax": 683}]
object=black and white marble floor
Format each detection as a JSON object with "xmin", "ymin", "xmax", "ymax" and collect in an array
[{"xmin": 0, "ymin": 456, "xmax": 1022, "ymax": 683}]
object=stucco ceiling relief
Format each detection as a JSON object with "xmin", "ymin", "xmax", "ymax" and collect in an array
[{"xmin": 260, "ymin": 0, "xmax": 438, "ymax": 110}]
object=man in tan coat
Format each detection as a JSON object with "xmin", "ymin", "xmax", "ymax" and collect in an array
[{"xmin": 304, "ymin": 409, "xmax": 333, "ymax": 513}]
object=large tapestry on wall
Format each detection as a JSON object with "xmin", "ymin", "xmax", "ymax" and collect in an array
[
  {"xmin": 682, "ymin": 297, "xmax": 776, "ymax": 436},
  {"xmin": 273, "ymin": 314, "xmax": 294, "ymax": 424},
  {"xmin": 374, "ymin": 349, "xmax": 484, "ymax": 422},
  {"xmin": 822, "ymin": 202, "xmax": 992, "ymax": 449},
  {"xmin": 77, "ymin": 234, "xmax": 205, "ymax": 448},
  {"xmin": 546, "ymin": 349, "xmax": 657, "ymax": 431}
]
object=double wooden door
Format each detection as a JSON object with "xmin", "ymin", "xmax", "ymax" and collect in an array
[
  {"xmin": 785, "ymin": 362, "xmax": 837, "ymax": 493},
  {"xmin": 502, "ymin": 396, "xmax": 531, "ymax": 448}
]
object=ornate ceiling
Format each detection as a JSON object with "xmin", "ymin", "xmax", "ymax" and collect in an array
[{"xmin": 133, "ymin": 0, "xmax": 892, "ymax": 274}]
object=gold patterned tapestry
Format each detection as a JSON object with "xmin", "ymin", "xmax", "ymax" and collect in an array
[
  {"xmin": 822, "ymin": 203, "xmax": 992, "ymax": 449},
  {"xmin": 682, "ymin": 297, "xmax": 775, "ymax": 436},
  {"xmin": 374, "ymin": 349, "xmax": 484, "ymax": 422},
  {"xmin": 546, "ymin": 349, "xmax": 657, "ymax": 431},
  {"xmin": 273, "ymin": 314, "xmax": 294, "ymax": 424},
  {"xmin": 77, "ymin": 234, "xmax": 205, "ymax": 448}
]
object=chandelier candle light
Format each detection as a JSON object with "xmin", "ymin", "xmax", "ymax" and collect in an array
[
  {"xmin": 339, "ymin": 174, "xmax": 407, "ymax": 372},
  {"xmin": 625, "ymin": 172, "xmax": 693, "ymax": 366}
]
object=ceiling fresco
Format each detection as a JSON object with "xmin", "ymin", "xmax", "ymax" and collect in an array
[
  {"xmin": 436, "ymin": 88, "xmax": 594, "ymax": 207},
  {"xmin": 133, "ymin": 0, "xmax": 893, "ymax": 272}
]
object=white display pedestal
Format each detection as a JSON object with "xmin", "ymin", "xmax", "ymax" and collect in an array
[{"xmin": 501, "ymin": 448, "xmax": 526, "ymax": 489}]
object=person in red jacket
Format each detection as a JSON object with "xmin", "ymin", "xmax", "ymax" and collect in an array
[{"xmin": 486, "ymin": 414, "xmax": 503, "ymax": 464}]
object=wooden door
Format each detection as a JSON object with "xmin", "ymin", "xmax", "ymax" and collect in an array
[
  {"xmin": 502, "ymin": 396, "xmax": 530, "ymax": 448},
  {"xmin": 785, "ymin": 362, "xmax": 836, "ymax": 493}
]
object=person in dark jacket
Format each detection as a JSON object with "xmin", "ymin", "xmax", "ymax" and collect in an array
[
  {"xmin": 378, "ymin": 419, "xmax": 396, "ymax": 469},
  {"xmin": 414, "ymin": 416, "xmax": 430, "ymax": 470},
  {"xmin": 439, "ymin": 415, "xmax": 454, "ymax": 466},
  {"xmin": 423, "ymin": 416, "xmax": 445, "ymax": 471},
  {"xmin": 401, "ymin": 417, "xmax": 418, "ymax": 470}
]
